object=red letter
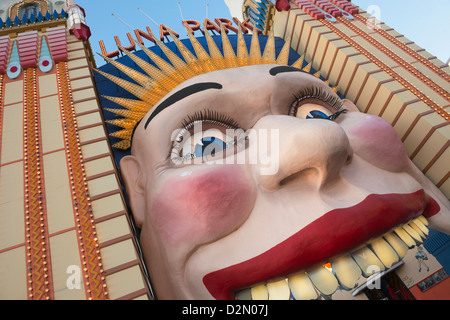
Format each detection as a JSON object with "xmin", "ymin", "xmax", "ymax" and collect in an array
[
  {"xmin": 134, "ymin": 26, "xmax": 156, "ymax": 45},
  {"xmin": 159, "ymin": 24, "xmax": 179, "ymax": 41},
  {"xmin": 114, "ymin": 32, "xmax": 135, "ymax": 52},
  {"xmin": 214, "ymin": 18, "xmax": 238, "ymax": 34},
  {"xmin": 182, "ymin": 20, "xmax": 201, "ymax": 35},
  {"xmin": 203, "ymin": 18, "xmax": 221, "ymax": 34},
  {"xmin": 99, "ymin": 39, "xmax": 119, "ymax": 58}
]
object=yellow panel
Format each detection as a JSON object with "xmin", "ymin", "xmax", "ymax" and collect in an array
[
  {"xmin": 68, "ymin": 49, "xmax": 86, "ymax": 60},
  {"xmin": 105, "ymin": 265, "xmax": 146, "ymax": 300},
  {"xmin": 0, "ymin": 162, "xmax": 24, "ymax": 250},
  {"xmin": 67, "ymin": 41, "xmax": 84, "ymax": 51},
  {"xmin": 78, "ymin": 125, "xmax": 106, "ymax": 142},
  {"xmin": 404, "ymin": 112, "xmax": 447, "ymax": 158},
  {"xmin": 76, "ymin": 111, "xmax": 102, "ymax": 128},
  {"xmin": 339, "ymin": 54, "xmax": 369, "ymax": 95},
  {"xmin": 367, "ymin": 80, "xmax": 404, "ymax": 116},
  {"xmin": 0, "ymin": 103, "xmax": 23, "ymax": 164},
  {"xmin": 74, "ymin": 99, "xmax": 99, "ymax": 114},
  {"xmin": 91, "ymin": 193, "xmax": 126, "ymax": 220},
  {"xmin": 381, "ymin": 90, "xmax": 418, "ymax": 125},
  {"xmin": 49, "ymin": 230, "xmax": 87, "ymax": 300},
  {"xmin": 0, "ymin": 246, "xmax": 27, "ymax": 299},
  {"xmin": 70, "ymin": 78, "xmax": 93, "ymax": 91},
  {"xmin": 87, "ymin": 174, "xmax": 119, "ymax": 198},
  {"xmin": 81, "ymin": 140, "xmax": 110, "ymax": 159},
  {"xmin": 328, "ymin": 47, "xmax": 358, "ymax": 88},
  {"xmin": 38, "ymin": 73, "xmax": 58, "ymax": 97},
  {"xmin": 4, "ymin": 80, "xmax": 23, "ymax": 105},
  {"xmin": 72, "ymin": 88, "xmax": 96, "ymax": 102},
  {"xmin": 43, "ymin": 151, "xmax": 75, "ymax": 235},
  {"xmin": 96, "ymin": 215, "xmax": 131, "ymax": 244},
  {"xmin": 40, "ymin": 95, "xmax": 64, "ymax": 154},
  {"xmin": 67, "ymin": 57, "xmax": 88, "ymax": 70},
  {"xmin": 273, "ymin": 10, "xmax": 289, "ymax": 38},
  {"xmin": 69, "ymin": 67, "xmax": 91, "ymax": 80},
  {"xmin": 412, "ymin": 126, "xmax": 449, "ymax": 174},
  {"xmin": 319, "ymin": 38, "xmax": 338, "ymax": 80},
  {"xmin": 422, "ymin": 146, "xmax": 449, "ymax": 189},
  {"xmin": 393, "ymin": 101, "xmax": 430, "ymax": 147},
  {"xmin": 100, "ymin": 238, "xmax": 139, "ymax": 271},
  {"xmin": 356, "ymin": 71, "xmax": 392, "ymax": 111},
  {"xmin": 84, "ymin": 156, "xmax": 114, "ymax": 178}
]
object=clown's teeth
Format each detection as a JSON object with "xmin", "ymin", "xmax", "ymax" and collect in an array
[
  {"xmin": 384, "ymin": 232, "xmax": 409, "ymax": 259},
  {"xmin": 409, "ymin": 222, "xmax": 426, "ymax": 239},
  {"xmin": 234, "ymin": 217, "xmax": 430, "ymax": 300},
  {"xmin": 369, "ymin": 238, "xmax": 399, "ymax": 269},
  {"xmin": 331, "ymin": 255, "xmax": 361, "ymax": 291},
  {"xmin": 288, "ymin": 272, "xmax": 318, "ymax": 300},
  {"xmin": 351, "ymin": 246, "xmax": 385, "ymax": 277},
  {"xmin": 417, "ymin": 215, "xmax": 428, "ymax": 226},
  {"xmin": 394, "ymin": 226, "xmax": 416, "ymax": 248},
  {"xmin": 402, "ymin": 224, "xmax": 423, "ymax": 244},
  {"xmin": 412, "ymin": 218, "xmax": 429, "ymax": 235},
  {"xmin": 267, "ymin": 279, "xmax": 291, "ymax": 300},
  {"xmin": 251, "ymin": 284, "xmax": 268, "ymax": 300},
  {"xmin": 307, "ymin": 265, "xmax": 338, "ymax": 296}
]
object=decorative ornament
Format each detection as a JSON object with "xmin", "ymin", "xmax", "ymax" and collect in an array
[
  {"xmin": 7, "ymin": 40, "xmax": 21, "ymax": 79},
  {"xmin": 39, "ymin": 36, "xmax": 53, "ymax": 73}
]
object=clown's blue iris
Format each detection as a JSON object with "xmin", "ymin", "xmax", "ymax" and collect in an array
[
  {"xmin": 306, "ymin": 110, "xmax": 329, "ymax": 119},
  {"xmin": 194, "ymin": 137, "xmax": 227, "ymax": 158}
]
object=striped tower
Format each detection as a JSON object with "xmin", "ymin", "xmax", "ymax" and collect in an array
[{"xmin": 0, "ymin": 1, "xmax": 151, "ymax": 300}]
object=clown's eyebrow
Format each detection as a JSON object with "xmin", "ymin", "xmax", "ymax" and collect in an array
[
  {"xmin": 269, "ymin": 65, "xmax": 306, "ymax": 76},
  {"xmin": 144, "ymin": 82, "xmax": 223, "ymax": 129}
]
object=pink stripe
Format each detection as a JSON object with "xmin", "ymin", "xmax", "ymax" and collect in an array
[
  {"xmin": 46, "ymin": 27, "xmax": 67, "ymax": 63},
  {"xmin": 18, "ymin": 31, "xmax": 39, "ymax": 69}
]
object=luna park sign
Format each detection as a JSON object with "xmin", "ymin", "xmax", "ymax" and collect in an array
[{"xmin": 99, "ymin": 17, "xmax": 263, "ymax": 59}]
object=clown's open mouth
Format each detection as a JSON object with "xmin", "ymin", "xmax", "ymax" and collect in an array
[{"xmin": 202, "ymin": 190, "xmax": 439, "ymax": 300}]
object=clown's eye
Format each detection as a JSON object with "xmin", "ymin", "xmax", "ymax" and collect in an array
[
  {"xmin": 289, "ymin": 86, "xmax": 344, "ymax": 120},
  {"xmin": 170, "ymin": 110, "xmax": 246, "ymax": 165},
  {"xmin": 173, "ymin": 128, "xmax": 232, "ymax": 159},
  {"xmin": 194, "ymin": 136, "xmax": 227, "ymax": 158},
  {"xmin": 294, "ymin": 103, "xmax": 333, "ymax": 120}
]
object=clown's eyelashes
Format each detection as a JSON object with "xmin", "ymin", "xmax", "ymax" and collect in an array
[
  {"xmin": 170, "ymin": 110, "xmax": 246, "ymax": 165},
  {"xmin": 289, "ymin": 86, "xmax": 344, "ymax": 119}
]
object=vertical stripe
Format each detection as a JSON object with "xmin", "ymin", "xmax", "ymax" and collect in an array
[
  {"xmin": 56, "ymin": 61, "xmax": 108, "ymax": 300},
  {"xmin": 23, "ymin": 68, "xmax": 54, "ymax": 300}
]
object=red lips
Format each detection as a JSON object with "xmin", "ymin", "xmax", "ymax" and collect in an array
[{"xmin": 203, "ymin": 190, "xmax": 439, "ymax": 299}]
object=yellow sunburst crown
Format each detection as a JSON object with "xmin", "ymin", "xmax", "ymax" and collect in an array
[{"xmin": 96, "ymin": 25, "xmax": 333, "ymax": 150}]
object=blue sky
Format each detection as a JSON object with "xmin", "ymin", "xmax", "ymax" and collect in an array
[{"xmin": 74, "ymin": 0, "xmax": 449, "ymax": 67}]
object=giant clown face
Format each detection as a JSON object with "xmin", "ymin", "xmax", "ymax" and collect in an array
[{"xmin": 119, "ymin": 64, "xmax": 450, "ymax": 300}]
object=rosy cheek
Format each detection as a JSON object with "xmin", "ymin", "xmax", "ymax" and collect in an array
[
  {"xmin": 343, "ymin": 114, "xmax": 409, "ymax": 172},
  {"xmin": 151, "ymin": 165, "xmax": 256, "ymax": 246}
]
